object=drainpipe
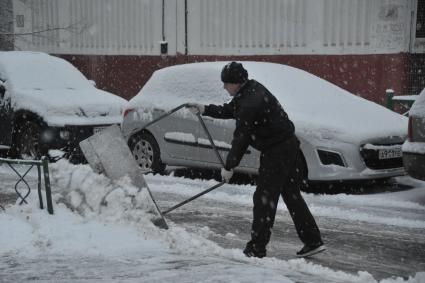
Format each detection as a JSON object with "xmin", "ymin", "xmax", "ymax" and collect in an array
[
  {"xmin": 408, "ymin": 0, "xmax": 417, "ymax": 53},
  {"xmin": 160, "ymin": 0, "xmax": 168, "ymax": 55},
  {"xmin": 185, "ymin": 0, "xmax": 188, "ymax": 55}
]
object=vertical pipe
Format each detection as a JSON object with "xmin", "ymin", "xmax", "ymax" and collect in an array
[
  {"xmin": 162, "ymin": 0, "xmax": 165, "ymax": 41},
  {"xmin": 185, "ymin": 0, "xmax": 188, "ymax": 55}
]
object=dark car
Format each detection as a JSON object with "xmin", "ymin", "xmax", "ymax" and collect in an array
[
  {"xmin": 0, "ymin": 51, "xmax": 127, "ymax": 161},
  {"xmin": 402, "ymin": 88, "xmax": 425, "ymax": 180}
]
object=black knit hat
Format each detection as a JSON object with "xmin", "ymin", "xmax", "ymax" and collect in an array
[{"xmin": 221, "ymin": 62, "xmax": 248, "ymax": 84}]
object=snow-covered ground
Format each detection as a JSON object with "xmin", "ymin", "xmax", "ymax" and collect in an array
[{"xmin": 0, "ymin": 161, "xmax": 424, "ymax": 283}]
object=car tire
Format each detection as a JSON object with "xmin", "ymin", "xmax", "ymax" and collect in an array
[
  {"xmin": 15, "ymin": 120, "xmax": 47, "ymax": 160},
  {"xmin": 129, "ymin": 132, "xmax": 166, "ymax": 174}
]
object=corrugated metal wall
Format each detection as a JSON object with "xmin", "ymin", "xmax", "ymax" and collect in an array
[
  {"xmin": 67, "ymin": 0, "xmax": 161, "ymax": 54},
  {"xmin": 13, "ymin": 0, "xmax": 414, "ymax": 55},
  {"xmin": 29, "ymin": 0, "xmax": 60, "ymax": 48},
  {"xmin": 187, "ymin": 0, "xmax": 411, "ymax": 55},
  {"xmin": 323, "ymin": 0, "xmax": 371, "ymax": 47},
  {"xmin": 14, "ymin": 0, "xmax": 164, "ymax": 55},
  {"xmin": 190, "ymin": 0, "xmax": 310, "ymax": 54}
]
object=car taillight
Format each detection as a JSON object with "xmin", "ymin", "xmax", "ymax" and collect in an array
[
  {"xmin": 123, "ymin": 108, "xmax": 134, "ymax": 118},
  {"xmin": 408, "ymin": 116, "xmax": 413, "ymax": 142}
]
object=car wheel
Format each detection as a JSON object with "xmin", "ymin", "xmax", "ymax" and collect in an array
[
  {"xmin": 129, "ymin": 132, "xmax": 165, "ymax": 174},
  {"xmin": 16, "ymin": 121, "xmax": 46, "ymax": 160}
]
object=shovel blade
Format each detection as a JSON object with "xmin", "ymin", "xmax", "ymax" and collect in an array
[{"xmin": 79, "ymin": 125, "xmax": 168, "ymax": 229}]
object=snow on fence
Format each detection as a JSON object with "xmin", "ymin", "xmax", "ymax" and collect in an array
[{"xmin": 12, "ymin": 0, "xmax": 414, "ymax": 55}]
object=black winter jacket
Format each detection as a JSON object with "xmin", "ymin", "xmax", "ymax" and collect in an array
[{"xmin": 203, "ymin": 79, "xmax": 295, "ymax": 170}]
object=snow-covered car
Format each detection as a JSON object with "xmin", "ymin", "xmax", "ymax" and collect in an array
[
  {"xmin": 402, "ymin": 88, "xmax": 425, "ymax": 181},
  {"xmin": 0, "ymin": 51, "xmax": 127, "ymax": 161},
  {"xmin": 121, "ymin": 62, "xmax": 407, "ymax": 183}
]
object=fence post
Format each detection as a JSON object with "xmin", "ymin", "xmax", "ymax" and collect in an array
[
  {"xmin": 41, "ymin": 156, "xmax": 54, "ymax": 215},
  {"xmin": 37, "ymin": 165, "xmax": 44, "ymax": 209},
  {"xmin": 386, "ymin": 89, "xmax": 395, "ymax": 110}
]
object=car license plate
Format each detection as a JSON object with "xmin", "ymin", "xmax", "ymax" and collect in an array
[
  {"xmin": 378, "ymin": 147, "xmax": 402, "ymax": 159},
  {"xmin": 93, "ymin": 126, "xmax": 108, "ymax": 134}
]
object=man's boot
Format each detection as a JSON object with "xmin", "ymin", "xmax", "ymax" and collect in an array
[{"xmin": 243, "ymin": 241, "xmax": 266, "ymax": 258}]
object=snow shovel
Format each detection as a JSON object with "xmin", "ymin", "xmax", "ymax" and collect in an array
[
  {"xmin": 79, "ymin": 124, "xmax": 168, "ymax": 229},
  {"xmin": 127, "ymin": 104, "xmax": 228, "ymax": 214},
  {"xmin": 80, "ymin": 104, "xmax": 227, "ymax": 223}
]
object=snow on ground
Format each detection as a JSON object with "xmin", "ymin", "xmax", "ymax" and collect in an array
[
  {"xmin": 0, "ymin": 160, "xmax": 424, "ymax": 282},
  {"xmin": 148, "ymin": 173, "xmax": 425, "ymax": 230}
]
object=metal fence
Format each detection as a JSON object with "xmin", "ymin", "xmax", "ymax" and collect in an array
[{"xmin": 0, "ymin": 156, "xmax": 53, "ymax": 214}]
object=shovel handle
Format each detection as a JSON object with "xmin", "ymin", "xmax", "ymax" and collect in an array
[
  {"xmin": 162, "ymin": 182, "xmax": 225, "ymax": 215},
  {"xmin": 129, "ymin": 103, "xmax": 228, "ymax": 215},
  {"xmin": 131, "ymin": 103, "xmax": 226, "ymax": 169},
  {"xmin": 196, "ymin": 113, "xmax": 226, "ymax": 167}
]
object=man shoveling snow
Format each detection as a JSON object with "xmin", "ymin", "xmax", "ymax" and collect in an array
[{"xmin": 187, "ymin": 62, "xmax": 325, "ymax": 258}]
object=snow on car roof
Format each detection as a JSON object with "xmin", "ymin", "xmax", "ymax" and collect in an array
[
  {"xmin": 0, "ymin": 51, "xmax": 127, "ymax": 126},
  {"xmin": 0, "ymin": 51, "xmax": 92, "ymax": 90},
  {"xmin": 131, "ymin": 61, "xmax": 407, "ymax": 143}
]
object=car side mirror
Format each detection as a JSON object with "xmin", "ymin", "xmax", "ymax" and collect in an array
[{"xmin": 89, "ymin": 80, "xmax": 97, "ymax": 87}]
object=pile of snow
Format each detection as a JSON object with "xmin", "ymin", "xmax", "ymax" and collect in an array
[
  {"xmin": 1, "ymin": 160, "xmax": 424, "ymax": 282},
  {"xmin": 50, "ymin": 160, "xmax": 158, "ymax": 221}
]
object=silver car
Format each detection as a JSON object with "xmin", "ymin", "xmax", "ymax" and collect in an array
[
  {"xmin": 121, "ymin": 62, "xmax": 407, "ymax": 183},
  {"xmin": 402, "ymin": 88, "xmax": 425, "ymax": 181}
]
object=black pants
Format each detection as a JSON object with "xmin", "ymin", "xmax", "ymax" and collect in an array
[{"xmin": 250, "ymin": 136, "xmax": 322, "ymax": 248}]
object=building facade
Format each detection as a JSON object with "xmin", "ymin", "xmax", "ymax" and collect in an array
[
  {"xmin": 0, "ymin": 0, "xmax": 14, "ymax": 50},
  {"xmin": 9, "ymin": 0, "xmax": 425, "ymax": 104}
]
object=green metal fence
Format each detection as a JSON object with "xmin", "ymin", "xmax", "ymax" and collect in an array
[
  {"xmin": 385, "ymin": 89, "xmax": 417, "ymax": 115},
  {"xmin": 0, "ymin": 156, "xmax": 53, "ymax": 214}
]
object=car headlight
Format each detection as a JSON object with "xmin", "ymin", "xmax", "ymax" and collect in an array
[
  {"xmin": 59, "ymin": 130, "xmax": 70, "ymax": 140},
  {"xmin": 41, "ymin": 129, "xmax": 56, "ymax": 143},
  {"xmin": 317, "ymin": 149, "xmax": 346, "ymax": 167}
]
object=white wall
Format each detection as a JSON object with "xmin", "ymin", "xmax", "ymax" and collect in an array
[
  {"xmin": 185, "ymin": 0, "xmax": 413, "ymax": 55},
  {"xmin": 13, "ymin": 0, "xmax": 169, "ymax": 55},
  {"xmin": 13, "ymin": 0, "xmax": 415, "ymax": 55}
]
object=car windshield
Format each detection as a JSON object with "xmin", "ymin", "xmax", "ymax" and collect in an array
[{"xmin": 0, "ymin": 52, "xmax": 92, "ymax": 90}]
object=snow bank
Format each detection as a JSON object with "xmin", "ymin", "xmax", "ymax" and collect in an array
[{"xmin": 0, "ymin": 161, "xmax": 423, "ymax": 282}]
